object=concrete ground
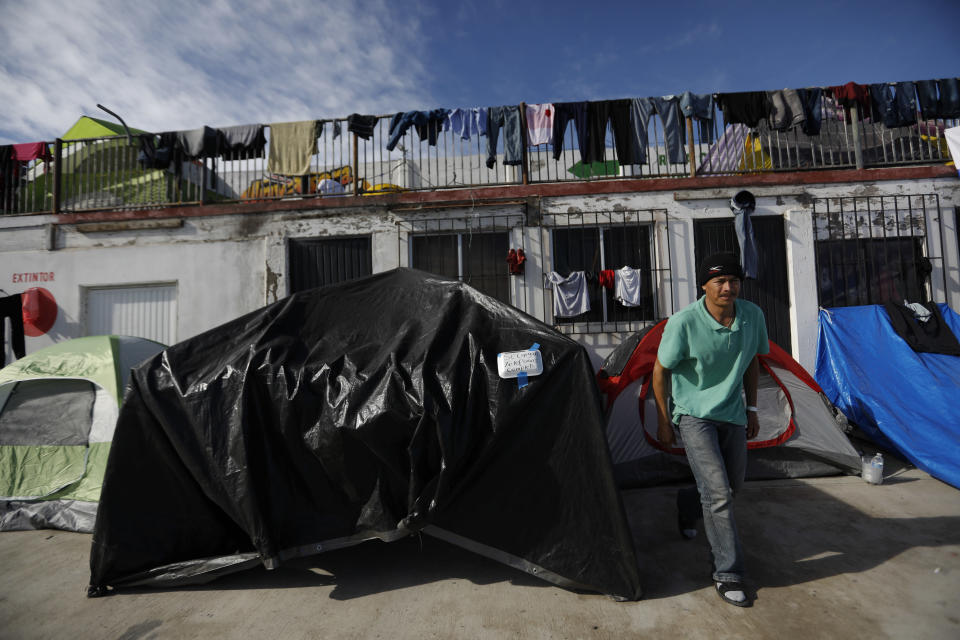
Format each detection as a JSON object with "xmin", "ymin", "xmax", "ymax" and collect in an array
[{"xmin": 1, "ymin": 467, "xmax": 959, "ymax": 640}]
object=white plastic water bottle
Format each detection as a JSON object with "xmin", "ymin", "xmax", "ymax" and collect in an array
[
  {"xmin": 862, "ymin": 453, "xmax": 884, "ymax": 484},
  {"xmin": 871, "ymin": 453, "xmax": 884, "ymax": 484}
]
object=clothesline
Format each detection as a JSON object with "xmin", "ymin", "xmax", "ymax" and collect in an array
[{"xmin": 6, "ymin": 78, "xmax": 958, "ymax": 177}]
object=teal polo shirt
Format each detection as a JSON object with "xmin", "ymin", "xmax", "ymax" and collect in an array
[{"xmin": 657, "ymin": 297, "xmax": 769, "ymax": 425}]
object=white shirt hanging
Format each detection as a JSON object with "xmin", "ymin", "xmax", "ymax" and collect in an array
[
  {"xmin": 614, "ymin": 267, "xmax": 643, "ymax": 307},
  {"xmin": 546, "ymin": 271, "xmax": 591, "ymax": 317}
]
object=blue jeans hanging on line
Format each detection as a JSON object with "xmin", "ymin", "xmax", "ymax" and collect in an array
[
  {"xmin": 485, "ymin": 105, "xmax": 523, "ymax": 168},
  {"xmin": 652, "ymin": 95, "xmax": 686, "ymax": 164}
]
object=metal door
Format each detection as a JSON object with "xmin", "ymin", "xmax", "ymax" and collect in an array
[
  {"xmin": 693, "ymin": 216, "xmax": 792, "ymax": 352},
  {"xmin": 288, "ymin": 236, "xmax": 372, "ymax": 293},
  {"xmin": 85, "ymin": 284, "xmax": 178, "ymax": 345}
]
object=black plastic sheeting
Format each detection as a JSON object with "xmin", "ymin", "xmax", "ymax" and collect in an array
[{"xmin": 89, "ymin": 269, "xmax": 642, "ymax": 600}]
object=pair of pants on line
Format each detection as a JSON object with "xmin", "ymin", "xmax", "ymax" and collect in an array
[
  {"xmin": 676, "ymin": 414, "xmax": 747, "ymax": 583},
  {"xmin": 551, "ymin": 101, "xmax": 637, "ymax": 165},
  {"xmin": 485, "ymin": 105, "xmax": 523, "ymax": 168},
  {"xmin": 630, "ymin": 97, "xmax": 686, "ymax": 165}
]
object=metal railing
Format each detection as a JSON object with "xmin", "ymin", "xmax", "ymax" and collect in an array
[{"xmin": 2, "ymin": 93, "xmax": 956, "ymax": 216}]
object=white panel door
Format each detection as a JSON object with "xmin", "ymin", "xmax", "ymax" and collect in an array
[{"xmin": 85, "ymin": 284, "xmax": 177, "ymax": 345}]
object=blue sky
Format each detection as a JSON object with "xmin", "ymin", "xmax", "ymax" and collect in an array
[{"xmin": 1, "ymin": 0, "xmax": 958, "ymax": 144}]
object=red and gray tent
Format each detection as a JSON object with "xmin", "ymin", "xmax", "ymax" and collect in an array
[{"xmin": 597, "ymin": 320, "xmax": 861, "ymax": 488}]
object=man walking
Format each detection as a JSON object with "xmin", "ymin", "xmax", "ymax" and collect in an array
[{"xmin": 652, "ymin": 252, "xmax": 769, "ymax": 607}]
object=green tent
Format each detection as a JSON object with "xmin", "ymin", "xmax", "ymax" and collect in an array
[
  {"xmin": 62, "ymin": 115, "xmax": 149, "ymax": 141},
  {"xmin": 0, "ymin": 336, "xmax": 164, "ymax": 533}
]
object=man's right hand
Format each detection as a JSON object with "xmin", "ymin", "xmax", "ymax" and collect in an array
[{"xmin": 657, "ymin": 417, "xmax": 676, "ymax": 447}]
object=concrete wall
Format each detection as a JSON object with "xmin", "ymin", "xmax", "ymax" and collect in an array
[{"xmin": 1, "ymin": 175, "xmax": 957, "ymax": 373}]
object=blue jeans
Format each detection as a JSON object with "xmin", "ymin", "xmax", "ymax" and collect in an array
[
  {"xmin": 916, "ymin": 80, "xmax": 940, "ymax": 119},
  {"xmin": 799, "ymin": 88, "xmax": 822, "ymax": 135},
  {"xmin": 486, "ymin": 105, "xmax": 523, "ymax": 168},
  {"xmin": 676, "ymin": 415, "xmax": 747, "ymax": 583},
  {"xmin": 651, "ymin": 96, "xmax": 686, "ymax": 164},
  {"xmin": 893, "ymin": 82, "xmax": 918, "ymax": 126},
  {"xmin": 733, "ymin": 204, "xmax": 758, "ymax": 280}
]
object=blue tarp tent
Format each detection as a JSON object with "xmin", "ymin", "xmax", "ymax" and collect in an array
[{"xmin": 815, "ymin": 304, "xmax": 960, "ymax": 488}]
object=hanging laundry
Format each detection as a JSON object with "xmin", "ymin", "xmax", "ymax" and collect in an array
[
  {"xmin": 937, "ymin": 78, "xmax": 960, "ymax": 118},
  {"xmin": 614, "ymin": 267, "xmax": 643, "ymax": 307},
  {"xmin": 915, "ymin": 80, "xmax": 940, "ymax": 119},
  {"xmin": 11, "ymin": 142, "xmax": 51, "ymax": 164},
  {"xmin": 177, "ymin": 126, "xmax": 219, "ymax": 160},
  {"xmin": 598, "ymin": 270, "xmax": 615, "ymax": 290},
  {"xmin": 415, "ymin": 109, "xmax": 449, "ymax": 145},
  {"xmin": 506, "ymin": 248, "xmax": 526, "ymax": 275},
  {"xmin": 828, "ymin": 82, "xmax": 871, "ymax": 122},
  {"xmin": 546, "ymin": 271, "xmax": 591, "ymax": 317},
  {"xmin": 0, "ymin": 294, "xmax": 26, "ymax": 366},
  {"xmin": 386, "ymin": 112, "xmax": 422, "ymax": 150},
  {"xmin": 485, "ymin": 105, "xmax": 523, "ymax": 168},
  {"xmin": 680, "ymin": 92, "xmax": 716, "ymax": 144},
  {"xmin": 267, "ymin": 120, "xmax": 319, "ymax": 176},
  {"xmin": 583, "ymin": 101, "xmax": 612, "ymax": 164},
  {"xmin": 347, "ymin": 114, "xmax": 379, "ymax": 140},
  {"xmin": 320, "ymin": 120, "xmax": 342, "ymax": 139},
  {"xmin": 585, "ymin": 99, "xmax": 639, "ymax": 165},
  {"xmin": 892, "ymin": 82, "xmax": 918, "ymax": 126},
  {"xmin": 386, "ymin": 110, "xmax": 449, "ymax": 151},
  {"xmin": 628, "ymin": 98, "xmax": 656, "ymax": 164},
  {"xmin": 218, "ymin": 124, "xmax": 266, "ymax": 160},
  {"xmin": 731, "ymin": 190, "xmax": 759, "ymax": 279},
  {"xmin": 443, "ymin": 108, "xmax": 487, "ymax": 140},
  {"xmin": 716, "ymin": 92, "xmax": 771, "ymax": 128},
  {"xmin": 526, "ymin": 103, "xmax": 554, "ymax": 146},
  {"xmin": 869, "ymin": 84, "xmax": 898, "ymax": 128},
  {"xmin": 138, "ymin": 132, "xmax": 179, "ymax": 169},
  {"xmin": 767, "ymin": 90, "xmax": 805, "ymax": 131},
  {"xmin": 652, "ymin": 95, "xmax": 686, "ymax": 164},
  {"xmin": 0, "ymin": 145, "xmax": 15, "ymax": 210},
  {"xmin": 551, "ymin": 102, "xmax": 589, "ymax": 162},
  {"xmin": 798, "ymin": 88, "xmax": 823, "ymax": 135}
]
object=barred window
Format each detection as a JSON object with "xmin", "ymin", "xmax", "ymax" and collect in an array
[
  {"xmin": 542, "ymin": 209, "xmax": 669, "ymax": 333},
  {"xmin": 813, "ymin": 195, "xmax": 943, "ymax": 308},
  {"xmin": 411, "ymin": 231, "xmax": 511, "ymax": 305}
]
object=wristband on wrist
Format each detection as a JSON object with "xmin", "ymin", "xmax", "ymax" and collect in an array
[{"xmin": 746, "ymin": 406, "xmax": 759, "ymax": 412}]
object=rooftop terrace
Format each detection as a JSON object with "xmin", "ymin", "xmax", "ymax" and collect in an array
[{"xmin": 2, "ymin": 80, "xmax": 957, "ymax": 216}]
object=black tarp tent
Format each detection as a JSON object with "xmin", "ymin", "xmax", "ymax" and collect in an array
[{"xmin": 88, "ymin": 269, "xmax": 642, "ymax": 600}]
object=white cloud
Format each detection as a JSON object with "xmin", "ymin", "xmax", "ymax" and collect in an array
[{"xmin": 0, "ymin": 0, "xmax": 435, "ymax": 144}]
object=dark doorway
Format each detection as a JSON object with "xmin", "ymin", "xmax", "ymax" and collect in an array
[{"xmin": 694, "ymin": 216, "xmax": 792, "ymax": 353}]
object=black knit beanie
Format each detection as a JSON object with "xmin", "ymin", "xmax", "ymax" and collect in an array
[{"xmin": 698, "ymin": 252, "xmax": 744, "ymax": 286}]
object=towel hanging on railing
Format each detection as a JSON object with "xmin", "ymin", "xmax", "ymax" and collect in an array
[{"xmin": 267, "ymin": 120, "xmax": 319, "ymax": 176}]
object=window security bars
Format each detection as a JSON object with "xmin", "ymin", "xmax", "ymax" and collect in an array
[
  {"xmin": 812, "ymin": 194, "xmax": 949, "ymax": 308},
  {"xmin": 540, "ymin": 209, "xmax": 672, "ymax": 335},
  {"xmin": 398, "ymin": 212, "xmax": 527, "ymax": 313}
]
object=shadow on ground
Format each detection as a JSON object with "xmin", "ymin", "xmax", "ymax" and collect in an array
[
  {"xmin": 120, "ymin": 533, "xmax": 549, "ymax": 601},
  {"xmin": 627, "ymin": 474, "xmax": 960, "ymax": 601},
  {"xmin": 117, "ymin": 467, "xmax": 960, "ymax": 604}
]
